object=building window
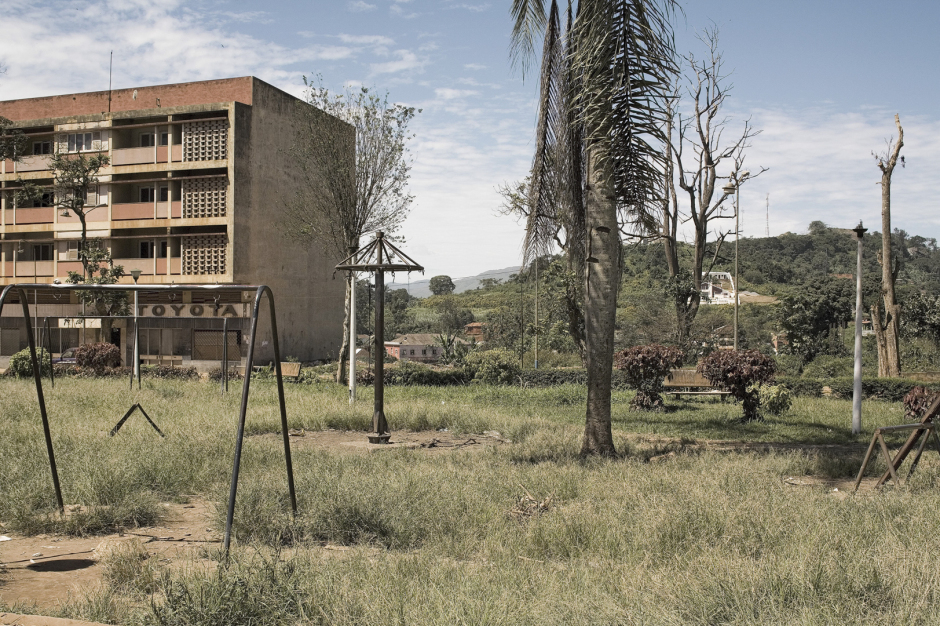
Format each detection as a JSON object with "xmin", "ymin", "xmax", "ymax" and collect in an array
[
  {"xmin": 32, "ymin": 192, "xmax": 53, "ymax": 208},
  {"xmin": 410, "ymin": 349, "xmax": 415, "ymax": 355},
  {"xmin": 140, "ymin": 241, "xmax": 155, "ymax": 259},
  {"xmin": 140, "ymin": 133, "xmax": 155, "ymax": 148},
  {"xmin": 159, "ymin": 186, "xmax": 169, "ymax": 202},
  {"xmin": 32, "ymin": 244, "xmax": 53, "ymax": 261},
  {"xmin": 33, "ymin": 141, "xmax": 52, "ymax": 155},
  {"xmin": 158, "ymin": 241, "xmax": 168, "ymax": 258},
  {"xmin": 159, "ymin": 132, "xmax": 170, "ymax": 146},
  {"xmin": 422, "ymin": 349, "xmax": 427, "ymax": 355},
  {"xmin": 139, "ymin": 187, "xmax": 156, "ymax": 203},
  {"xmin": 67, "ymin": 132, "xmax": 102, "ymax": 152}
]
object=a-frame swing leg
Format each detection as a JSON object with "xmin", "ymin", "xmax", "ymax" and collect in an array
[
  {"xmin": 879, "ymin": 433, "xmax": 901, "ymax": 487},
  {"xmin": 110, "ymin": 403, "xmax": 165, "ymax": 437},
  {"xmin": 854, "ymin": 433, "xmax": 881, "ymax": 492}
]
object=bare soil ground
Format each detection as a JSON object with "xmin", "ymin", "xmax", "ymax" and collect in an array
[{"xmin": 0, "ymin": 428, "xmax": 883, "ymax": 620}]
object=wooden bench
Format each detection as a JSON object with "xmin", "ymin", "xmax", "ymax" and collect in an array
[
  {"xmin": 249, "ymin": 361, "xmax": 302, "ymax": 381},
  {"xmin": 662, "ymin": 369, "xmax": 730, "ymax": 400}
]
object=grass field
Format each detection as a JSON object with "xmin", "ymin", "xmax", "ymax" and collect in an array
[{"xmin": 2, "ymin": 377, "xmax": 940, "ymax": 625}]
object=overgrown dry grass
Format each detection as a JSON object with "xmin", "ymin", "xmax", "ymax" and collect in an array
[{"xmin": 2, "ymin": 377, "xmax": 938, "ymax": 624}]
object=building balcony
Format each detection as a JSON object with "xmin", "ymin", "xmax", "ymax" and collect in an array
[
  {"xmin": 6, "ymin": 260, "xmax": 56, "ymax": 278},
  {"xmin": 111, "ymin": 201, "xmax": 182, "ymax": 220},
  {"xmin": 7, "ymin": 207, "xmax": 55, "ymax": 225},
  {"xmin": 12, "ymin": 155, "xmax": 53, "ymax": 173},
  {"xmin": 112, "ymin": 145, "xmax": 183, "ymax": 166},
  {"xmin": 112, "ymin": 257, "xmax": 181, "ymax": 276}
]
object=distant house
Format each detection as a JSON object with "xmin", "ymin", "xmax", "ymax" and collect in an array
[
  {"xmin": 385, "ymin": 333, "xmax": 467, "ymax": 363},
  {"xmin": 464, "ymin": 322, "xmax": 485, "ymax": 340}
]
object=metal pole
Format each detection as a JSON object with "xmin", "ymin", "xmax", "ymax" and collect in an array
[
  {"xmin": 348, "ymin": 245, "xmax": 358, "ymax": 404},
  {"xmin": 372, "ymin": 237, "xmax": 388, "ymax": 439},
  {"xmin": 133, "ymin": 282, "xmax": 140, "ymax": 388},
  {"xmin": 853, "ymin": 223, "xmax": 867, "ymax": 435},
  {"xmin": 734, "ymin": 184, "xmax": 740, "ymax": 351},
  {"xmin": 534, "ymin": 259, "xmax": 539, "ymax": 370},
  {"xmin": 222, "ymin": 316, "xmax": 228, "ymax": 394}
]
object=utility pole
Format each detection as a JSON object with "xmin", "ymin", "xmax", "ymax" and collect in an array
[{"xmin": 852, "ymin": 222, "xmax": 867, "ymax": 435}]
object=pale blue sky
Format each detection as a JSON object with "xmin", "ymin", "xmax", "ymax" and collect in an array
[{"xmin": 2, "ymin": 0, "xmax": 938, "ymax": 277}]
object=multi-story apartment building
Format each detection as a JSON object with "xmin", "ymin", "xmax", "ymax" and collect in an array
[{"xmin": 0, "ymin": 77, "xmax": 347, "ymax": 366}]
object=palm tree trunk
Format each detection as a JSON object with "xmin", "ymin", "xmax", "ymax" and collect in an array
[{"xmin": 581, "ymin": 149, "xmax": 620, "ymax": 456}]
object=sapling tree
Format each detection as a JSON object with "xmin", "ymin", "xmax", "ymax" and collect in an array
[
  {"xmin": 698, "ymin": 349, "xmax": 776, "ymax": 421},
  {"xmin": 614, "ymin": 344, "xmax": 684, "ymax": 411}
]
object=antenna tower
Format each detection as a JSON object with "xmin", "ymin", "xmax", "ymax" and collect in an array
[{"xmin": 765, "ymin": 194, "xmax": 770, "ymax": 237}]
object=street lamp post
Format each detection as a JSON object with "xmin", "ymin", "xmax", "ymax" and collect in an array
[
  {"xmin": 852, "ymin": 222, "xmax": 867, "ymax": 435},
  {"xmin": 722, "ymin": 171, "xmax": 749, "ymax": 351},
  {"xmin": 130, "ymin": 269, "xmax": 141, "ymax": 389}
]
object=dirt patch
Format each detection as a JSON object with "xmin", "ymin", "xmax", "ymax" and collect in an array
[
  {"xmin": 0, "ymin": 500, "xmax": 220, "ymax": 611},
  {"xmin": 255, "ymin": 428, "xmax": 511, "ymax": 453}
]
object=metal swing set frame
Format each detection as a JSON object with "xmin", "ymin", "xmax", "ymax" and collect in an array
[{"xmin": 0, "ymin": 282, "xmax": 297, "ymax": 554}]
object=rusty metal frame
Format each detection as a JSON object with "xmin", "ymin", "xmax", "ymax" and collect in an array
[
  {"xmin": 0, "ymin": 283, "xmax": 297, "ymax": 554},
  {"xmin": 853, "ymin": 422, "xmax": 940, "ymax": 492}
]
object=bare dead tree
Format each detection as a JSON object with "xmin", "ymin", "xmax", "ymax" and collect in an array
[
  {"xmin": 281, "ymin": 78, "xmax": 417, "ymax": 384},
  {"xmin": 870, "ymin": 114, "xmax": 905, "ymax": 377},
  {"xmin": 663, "ymin": 28, "xmax": 766, "ymax": 349}
]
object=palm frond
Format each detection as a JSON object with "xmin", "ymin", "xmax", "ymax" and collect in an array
[
  {"xmin": 572, "ymin": 0, "xmax": 677, "ymax": 237},
  {"xmin": 510, "ymin": 0, "xmax": 548, "ymax": 78},
  {"xmin": 523, "ymin": 0, "xmax": 564, "ymax": 264}
]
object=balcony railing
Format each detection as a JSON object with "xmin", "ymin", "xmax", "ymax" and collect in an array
[
  {"xmin": 112, "ymin": 145, "xmax": 183, "ymax": 166},
  {"xmin": 111, "ymin": 201, "xmax": 181, "ymax": 220},
  {"xmin": 13, "ymin": 155, "xmax": 53, "ymax": 173},
  {"xmin": 12, "ymin": 207, "xmax": 55, "ymax": 225},
  {"xmin": 112, "ymin": 257, "xmax": 181, "ymax": 276}
]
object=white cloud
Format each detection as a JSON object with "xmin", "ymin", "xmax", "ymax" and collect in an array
[
  {"xmin": 338, "ymin": 34, "xmax": 395, "ymax": 47},
  {"xmin": 434, "ymin": 88, "xmax": 478, "ymax": 100},
  {"xmin": 347, "ymin": 1, "xmax": 377, "ymax": 12},
  {"xmin": 449, "ymin": 3, "xmax": 490, "ymax": 12},
  {"xmin": 370, "ymin": 50, "xmax": 427, "ymax": 75},
  {"xmin": 464, "ymin": 63, "xmax": 486, "ymax": 71}
]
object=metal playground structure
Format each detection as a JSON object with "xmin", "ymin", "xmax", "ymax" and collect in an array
[{"xmin": 0, "ymin": 282, "xmax": 296, "ymax": 555}]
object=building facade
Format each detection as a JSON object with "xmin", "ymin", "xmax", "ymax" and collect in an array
[{"xmin": 0, "ymin": 77, "xmax": 347, "ymax": 366}]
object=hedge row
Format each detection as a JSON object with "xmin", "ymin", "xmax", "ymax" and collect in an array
[{"xmin": 827, "ymin": 377, "xmax": 940, "ymax": 402}]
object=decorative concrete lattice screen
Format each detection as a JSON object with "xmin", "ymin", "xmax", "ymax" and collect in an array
[
  {"xmin": 183, "ymin": 120, "xmax": 228, "ymax": 162},
  {"xmin": 182, "ymin": 177, "xmax": 228, "ymax": 218},
  {"xmin": 182, "ymin": 234, "xmax": 227, "ymax": 275}
]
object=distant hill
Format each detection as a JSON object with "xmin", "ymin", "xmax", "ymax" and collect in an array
[{"xmin": 388, "ymin": 266, "xmax": 521, "ymax": 298}]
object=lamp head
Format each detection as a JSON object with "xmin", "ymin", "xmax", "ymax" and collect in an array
[
  {"xmin": 130, "ymin": 269, "xmax": 142, "ymax": 283},
  {"xmin": 722, "ymin": 183, "xmax": 736, "ymax": 195}
]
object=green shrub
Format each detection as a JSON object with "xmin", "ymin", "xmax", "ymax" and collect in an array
[
  {"xmin": 8, "ymin": 347, "xmax": 52, "ymax": 378},
  {"xmin": 75, "ymin": 342, "xmax": 122, "ymax": 372},
  {"xmin": 828, "ymin": 377, "xmax": 940, "ymax": 402},
  {"xmin": 699, "ymin": 349, "xmax": 777, "ymax": 421},
  {"xmin": 776, "ymin": 376, "xmax": 823, "ymax": 397},
  {"xmin": 801, "ymin": 355, "xmax": 853, "ymax": 380},
  {"xmin": 464, "ymin": 348, "xmax": 521, "ymax": 385},
  {"xmin": 614, "ymin": 344, "xmax": 684, "ymax": 411},
  {"xmin": 774, "ymin": 353, "xmax": 804, "ymax": 377},
  {"xmin": 756, "ymin": 383, "xmax": 792, "ymax": 415},
  {"xmin": 517, "ymin": 369, "xmax": 631, "ymax": 390}
]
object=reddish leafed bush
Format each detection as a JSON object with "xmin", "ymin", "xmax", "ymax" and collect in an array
[
  {"xmin": 614, "ymin": 344, "xmax": 684, "ymax": 411},
  {"xmin": 698, "ymin": 349, "xmax": 776, "ymax": 421},
  {"xmin": 903, "ymin": 386, "xmax": 940, "ymax": 421},
  {"xmin": 75, "ymin": 342, "xmax": 122, "ymax": 373}
]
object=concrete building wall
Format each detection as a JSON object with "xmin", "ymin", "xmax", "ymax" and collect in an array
[{"xmin": 230, "ymin": 78, "xmax": 348, "ymax": 362}]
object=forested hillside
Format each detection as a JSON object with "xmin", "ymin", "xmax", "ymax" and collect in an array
[{"xmin": 362, "ymin": 222, "xmax": 940, "ymax": 372}]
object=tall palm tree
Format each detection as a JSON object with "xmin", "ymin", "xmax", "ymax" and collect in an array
[{"xmin": 511, "ymin": 0, "xmax": 676, "ymax": 455}]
